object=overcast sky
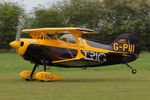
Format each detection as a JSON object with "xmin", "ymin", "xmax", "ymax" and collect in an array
[{"xmin": 0, "ymin": 0, "xmax": 56, "ymax": 11}]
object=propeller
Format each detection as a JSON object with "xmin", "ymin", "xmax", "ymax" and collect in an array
[
  {"xmin": 16, "ymin": 16, "xmax": 25, "ymax": 41},
  {"xmin": 10, "ymin": 16, "xmax": 25, "ymax": 49}
]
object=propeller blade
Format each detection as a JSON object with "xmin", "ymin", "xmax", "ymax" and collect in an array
[{"xmin": 15, "ymin": 16, "xmax": 25, "ymax": 41}]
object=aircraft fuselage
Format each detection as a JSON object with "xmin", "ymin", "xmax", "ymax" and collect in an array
[{"xmin": 23, "ymin": 42, "xmax": 137, "ymax": 68}]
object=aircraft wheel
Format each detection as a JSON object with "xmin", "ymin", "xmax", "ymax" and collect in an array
[
  {"xmin": 132, "ymin": 69, "xmax": 137, "ymax": 74},
  {"xmin": 25, "ymin": 76, "xmax": 35, "ymax": 81}
]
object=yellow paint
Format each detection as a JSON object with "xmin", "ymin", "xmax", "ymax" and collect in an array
[
  {"xmin": 17, "ymin": 39, "xmax": 38, "ymax": 55},
  {"xmin": 123, "ymin": 44, "xmax": 128, "ymax": 51},
  {"xmin": 128, "ymin": 44, "xmax": 131, "ymax": 52},
  {"xmin": 113, "ymin": 42, "xmax": 135, "ymax": 53},
  {"xmin": 20, "ymin": 71, "xmax": 36, "ymax": 79},
  {"xmin": 52, "ymin": 58, "xmax": 78, "ymax": 63},
  {"xmin": 118, "ymin": 39, "xmax": 126, "ymax": 43},
  {"xmin": 35, "ymin": 71, "xmax": 63, "ymax": 81},
  {"xmin": 22, "ymin": 27, "xmax": 98, "ymax": 34},
  {"xmin": 9, "ymin": 38, "xmax": 38, "ymax": 56},
  {"xmin": 113, "ymin": 43, "xmax": 119, "ymax": 50},
  {"xmin": 23, "ymin": 28, "xmax": 98, "ymax": 39},
  {"xmin": 9, "ymin": 41, "xmax": 20, "ymax": 49},
  {"xmin": 133, "ymin": 45, "xmax": 135, "ymax": 52}
]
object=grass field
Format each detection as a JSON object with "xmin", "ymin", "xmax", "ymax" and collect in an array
[{"xmin": 0, "ymin": 53, "xmax": 150, "ymax": 100}]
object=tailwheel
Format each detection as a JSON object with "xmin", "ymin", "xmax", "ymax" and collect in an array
[
  {"xmin": 125, "ymin": 63, "xmax": 137, "ymax": 74},
  {"xmin": 132, "ymin": 69, "xmax": 137, "ymax": 74}
]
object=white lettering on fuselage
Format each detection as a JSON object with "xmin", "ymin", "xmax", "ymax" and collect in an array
[{"xmin": 85, "ymin": 51, "xmax": 107, "ymax": 63}]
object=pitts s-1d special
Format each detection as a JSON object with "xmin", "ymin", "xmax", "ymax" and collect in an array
[{"xmin": 10, "ymin": 18, "xmax": 140, "ymax": 82}]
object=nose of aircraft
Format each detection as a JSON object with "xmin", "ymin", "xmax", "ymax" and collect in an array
[{"xmin": 10, "ymin": 41, "xmax": 20, "ymax": 49}]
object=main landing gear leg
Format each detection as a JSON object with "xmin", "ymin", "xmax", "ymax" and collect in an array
[
  {"xmin": 44, "ymin": 65, "xmax": 46, "ymax": 72},
  {"xmin": 26, "ymin": 64, "xmax": 38, "ymax": 81},
  {"xmin": 125, "ymin": 63, "xmax": 137, "ymax": 74}
]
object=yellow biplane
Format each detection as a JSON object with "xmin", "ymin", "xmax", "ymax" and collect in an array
[{"xmin": 10, "ymin": 18, "xmax": 140, "ymax": 82}]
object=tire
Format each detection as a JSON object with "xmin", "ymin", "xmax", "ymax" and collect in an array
[{"xmin": 132, "ymin": 69, "xmax": 137, "ymax": 74}]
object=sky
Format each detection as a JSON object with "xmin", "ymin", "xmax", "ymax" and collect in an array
[{"xmin": 0, "ymin": 0, "xmax": 56, "ymax": 12}]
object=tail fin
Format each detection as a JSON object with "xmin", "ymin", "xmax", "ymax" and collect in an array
[{"xmin": 112, "ymin": 34, "xmax": 140, "ymax": 55}]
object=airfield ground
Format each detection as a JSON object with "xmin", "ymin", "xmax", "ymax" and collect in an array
[{"xmin": 0, "ymin": 53, "xmax": 150, "ymax": 100}]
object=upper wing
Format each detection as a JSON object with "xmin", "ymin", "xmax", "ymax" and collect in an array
[
  {"xmin": 22, "ymin": 27, "xmax": 98, "ymax": 39},
  {"xmin": 22, "ymin": 27, "xmax": 98, "ymax": 33}
]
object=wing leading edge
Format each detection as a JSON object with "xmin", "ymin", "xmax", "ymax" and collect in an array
[{"xmin": 22, "ymin": 27, "xmax": 98, "ymax": 34}]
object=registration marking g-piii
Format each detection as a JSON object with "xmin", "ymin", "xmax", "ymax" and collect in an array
[
  {"xmin": 83, "ymin": 51, "xmax": 107, "ymax": 63},
  {"xmin": 113, "ymin": 43, "xmax": 135, "ymax": 53}
]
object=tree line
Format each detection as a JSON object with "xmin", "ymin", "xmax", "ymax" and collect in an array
[{"xmin": 0, "ymin": 0, "xmax": 150, "ymax": 51}]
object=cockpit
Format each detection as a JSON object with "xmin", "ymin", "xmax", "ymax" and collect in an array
[{"xmin": 59, "ymin": 34, "xmax": 76, "ymax": 44}]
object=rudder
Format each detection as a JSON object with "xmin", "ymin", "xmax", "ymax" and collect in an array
[{"xmin": 112, "ymin": 34, "xmax": 140, "ymax": 55}]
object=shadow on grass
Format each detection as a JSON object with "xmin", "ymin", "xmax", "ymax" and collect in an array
[
  {"xmin": 4, "ymin": 75, "xmax": 149, "ymax": 83},
  {"xmin": 55, "ymin": 77, "xmax": 150, "ymax": 83},
  {"xmin": 5, "ymin": 77, "xmax": 149, "ymax": 84}
]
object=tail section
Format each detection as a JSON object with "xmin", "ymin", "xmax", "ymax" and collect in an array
[{"xmin": 112, "ymin": 34, "xmax": 140, "ymax": 55}]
